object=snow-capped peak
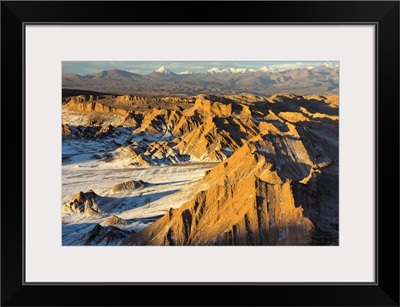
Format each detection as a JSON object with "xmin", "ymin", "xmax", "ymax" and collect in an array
[
  {"xmin": 155, "ymin": 66, "xmax": 174, "ymax": 74},
  {"xmin": 257, "ymin": 66, "xmax": 275, "ymax": 73},
  {"xmin": 222, "ymin": 67, "xmax": 247, "ymax": 74},
  {"xmin": 322, "ymin": 62, "xmax": 339, "ymax": 68},
  {"xmin": 179, "ymin": 71, "xmax": 193, "ymax": 75},
  {"xmin": 208, "ymin": 67, "xmax": 248, "ymax": 74},
  {"xmin": 207, "ymin": 67, "xmax": 222, "ymax": 74}
]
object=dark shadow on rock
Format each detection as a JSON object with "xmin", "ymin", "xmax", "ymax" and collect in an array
[
  {"xmin": 96, "ymin": 189, "xmax": 180, "ymax": 213},
  {"xmin": 292, "ymin": 172, "xmax": 339, "ymax": 246},
  {"xmin": 270, "ymin": 96, "xmax": 338, "ymax": 117}
]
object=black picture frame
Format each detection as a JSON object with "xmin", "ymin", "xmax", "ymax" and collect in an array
[{"xmin": 1, "ymin": 1, "xmax": 399, "ymax": 306}]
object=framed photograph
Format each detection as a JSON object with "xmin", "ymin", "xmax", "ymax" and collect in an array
[{"xmin": 1, "ymin": 1, "xmax": 399, "ymax": 306}]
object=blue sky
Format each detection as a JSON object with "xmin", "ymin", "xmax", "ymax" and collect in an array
[{"xmin": 62, "ymin": 61, "xmax": 339, "ymax": 75}]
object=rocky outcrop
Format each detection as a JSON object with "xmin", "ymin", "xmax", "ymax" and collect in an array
[
  {"xmin": 112, "ymin": 180, "xmax": 148, "ymax": 192},
  {"xmin": 95, "ymin": 124, "xmax": 119, "ymax": 138},
  {"xmin": 62, "ymin": 190, "xmax": 103, "ymax": 217},
  {"xmin": 117, "ymin": 111, "xmax": 142, "ymax": 127},
  {"xmin": 61, "ymin": 125, "xmax": 120, "ymax": 140},
  {"xmin": 190, "ymin": 95, "xmax": 233, "ymax": 117},
  {"xmin": 64, "ymin": 100, "xmax": 128, "ymax": 116},
  {"xmin": 175, "ymin": 116, "xmax": 243, "ymax": 162},
  {"xmin": 82, "ymin": 224, "xmax": 132, "ymax": 246},
  {"xmin": 62, "ymin": 124, "xmax": 74, "ymax": 138},
  {"xmin": 101, "ymin": 214, "xmax": 128, "ymax": 226}
]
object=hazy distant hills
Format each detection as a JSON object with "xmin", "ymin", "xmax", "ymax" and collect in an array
[{"xmin": 62, "ymin": 63, "xmax": 339, "ymax": 96}]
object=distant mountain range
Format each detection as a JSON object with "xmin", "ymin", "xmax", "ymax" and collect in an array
[{"xmin": 62, "ymin": 63, "xmax": 339, "ymax": 96}]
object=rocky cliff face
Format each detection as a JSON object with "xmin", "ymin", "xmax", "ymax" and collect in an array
[
  {"xmin": 123, "ymin": 136, "xmax": 323, "ymax": 246},
  {"xmin": 65, "ymin": 100, "xmax": 129, "ymax": 116}
]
